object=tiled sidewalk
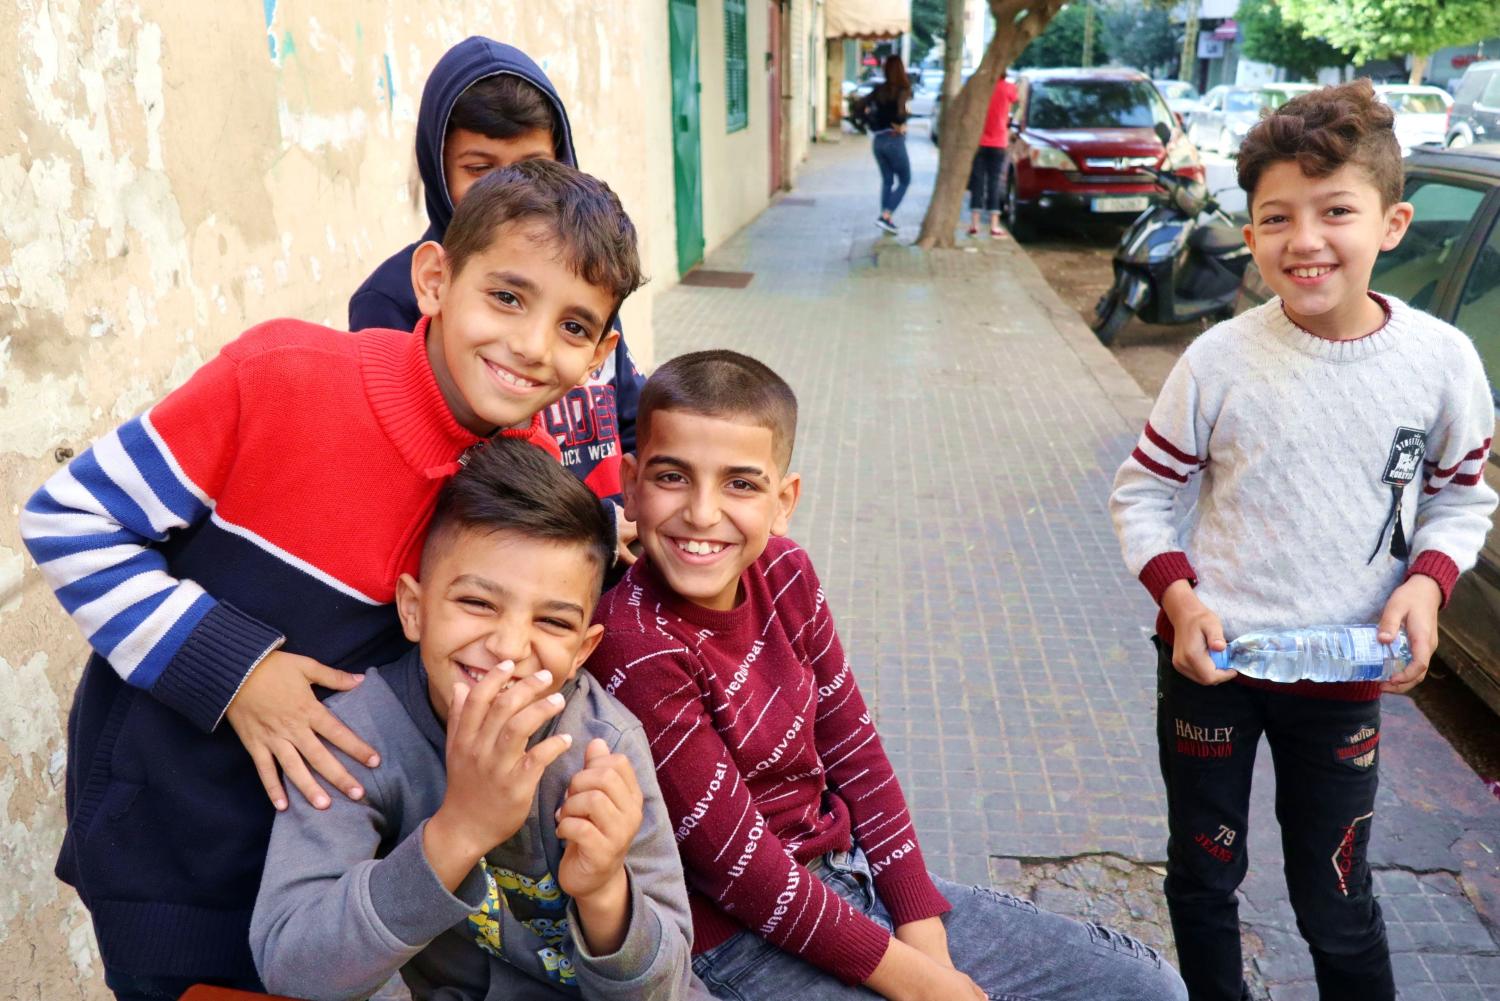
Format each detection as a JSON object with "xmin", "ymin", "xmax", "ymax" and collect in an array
[{"xmin": 650, "ymin": 127, "xmax": 1500, "ymax": 999}]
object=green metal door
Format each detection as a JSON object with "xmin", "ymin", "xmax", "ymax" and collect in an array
[{"xmin": 669, "ymin": 0, "xmax": 705, "ymax": 274}]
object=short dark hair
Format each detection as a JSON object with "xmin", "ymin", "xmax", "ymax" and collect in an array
[
  {"xmin": 442, "ymin": 159, "xmax": 644, "ymax": 328},
  {"xmin": 448, "ymin": 73, "xmax": 563, "ymax": 156},
  {"xmin": 422, "ymin": 436, "xmax": 614, "ymax": 594},
  {"xmin": 1237, "ymin": 80, "xmax": 1404, "ymax": 212},
  {"xmin": 637, "ymin": 351, "xmax": 798, "ymax": 471}
]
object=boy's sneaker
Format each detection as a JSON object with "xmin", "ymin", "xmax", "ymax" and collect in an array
[{"xmin": 876, "ymin": 218, "xmax": 898, "ymax": 234}]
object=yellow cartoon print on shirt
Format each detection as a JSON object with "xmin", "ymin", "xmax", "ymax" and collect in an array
[{"xmin": 467, "ymin": 859, "xmax": 577, "ymax": 987}]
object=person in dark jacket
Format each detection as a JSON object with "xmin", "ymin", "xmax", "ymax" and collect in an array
[
  {"xmin": 864, "ymin": 54, "xmax": 913, "ymax": 234},
  {"xmin": 350, "ymin": 37, "xmax": 645, "ymax": 537}
]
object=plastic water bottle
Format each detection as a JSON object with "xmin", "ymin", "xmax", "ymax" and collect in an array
[{"xmin": 1209, "ymin": 625, "xmax": 1410, "ymax": 683}]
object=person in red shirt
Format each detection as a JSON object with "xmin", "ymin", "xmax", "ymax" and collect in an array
[
  {"xmin": 588, "ymin": 350, "xmax": 1187, "ymax": 1001},
  {"xmin": 969, "ymin": 74, "xmax": 1020, "ymax": 237}
]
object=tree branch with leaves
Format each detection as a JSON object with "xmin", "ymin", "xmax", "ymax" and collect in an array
[{"xmin": 1280, "ymin": 0, "xmax": 1500, "ymax": 85}]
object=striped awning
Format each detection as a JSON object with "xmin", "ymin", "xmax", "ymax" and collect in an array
[{"xmin": 825, "ymin": 0, "xmax": 910, "ymax": 39}]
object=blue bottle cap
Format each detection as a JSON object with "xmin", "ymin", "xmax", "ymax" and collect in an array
[{"xmin": 1209, "ymin": 649, "xmax": 1231, "ymax": 670}]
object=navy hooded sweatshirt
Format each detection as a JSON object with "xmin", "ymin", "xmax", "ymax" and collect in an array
[{"xmin": 349, "ymin": 37, "xmax": 643, "ymax": 505}]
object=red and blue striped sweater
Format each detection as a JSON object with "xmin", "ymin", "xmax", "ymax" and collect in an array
[{"xmin": 20, "ymin": 316, "xmax": 558, "ymax": 980}]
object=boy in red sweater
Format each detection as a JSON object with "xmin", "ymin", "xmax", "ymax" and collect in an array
[
  {"xmin": 20, "ymin": 159, "xmax": 640, "ymax": 1000},
  {"xmin": 587, "ymin": 351, "xmax": 1186, "ymax": 1001}
]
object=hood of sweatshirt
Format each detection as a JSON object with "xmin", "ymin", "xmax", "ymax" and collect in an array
[{"xmin": 415, "ymin": 36, "xmax": 578, "ymax": 241}]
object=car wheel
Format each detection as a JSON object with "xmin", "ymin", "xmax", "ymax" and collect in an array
[
  {"xmin": 1447, "ymin": 131, "xmax": 1471, "ymax": 149},
  {"xmin": 1091, "ymin": 286, "xmax": 1133, "ymax": 346},
  {"xmin": 1003, "ymin": 174, "xmax": 1035, "ymax": 243}
]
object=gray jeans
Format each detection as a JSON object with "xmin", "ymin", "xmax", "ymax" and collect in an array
[{"xmin": 690, "ymin": 847, "xmax": 1186, "ymax": 1001}]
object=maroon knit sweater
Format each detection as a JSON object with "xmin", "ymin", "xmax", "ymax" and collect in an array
[{"xmin": 587, "ymin": 538, "xmax": 950, "ymax": 985}]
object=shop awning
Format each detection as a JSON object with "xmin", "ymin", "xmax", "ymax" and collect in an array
[{"xmin": 825, "ymin": 0, "xmax": 910, "ymax": 40}]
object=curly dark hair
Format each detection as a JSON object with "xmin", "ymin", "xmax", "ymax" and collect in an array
[{"xmin": 1237, "ymin": 79, "xmax": 1403, "ymax": 213}]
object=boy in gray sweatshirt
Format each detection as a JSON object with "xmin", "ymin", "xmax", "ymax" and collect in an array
[{"xmin": 251, "ymin": 437, "xmax": 703, "ymax": 1001}]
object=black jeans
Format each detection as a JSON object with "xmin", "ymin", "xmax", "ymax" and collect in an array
[
  {"xmin": 105, "ymin": 970, "xmax": 265, "ymax": 1001},
  {"xmin": 968, "ymin": 146, "xmax": 1008, "ymax": 213},
  {"xmin": 1154, "ymin": 640, "xmax": 1393, "ymax": 1001}
]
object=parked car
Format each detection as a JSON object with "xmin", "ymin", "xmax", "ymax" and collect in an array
[
  {"xmin": 1187, "ymin": 83, "xmax": 1315, "ymax": 156},
  {"xmin": 929, "ymin": 71, "xmax": 975, "ymax": 144},
  {"xmin": 1445, "ymin": 60, "xmax": 1500, "ymax": 148},
  {"xmin": 1154, "ymin": 78, "xmax": 1203, "ymax": 123},
  {"xmin": 1233, "ymin": 144, "xmax": 1500, "ymax": 714},
  {"xmin": 1375, "ymin": 84, "xmax": 1453, "ymax": 154},
  {"xmin": 1002, "ymin": 68, "xmax": 1203, "ymax": 241}
]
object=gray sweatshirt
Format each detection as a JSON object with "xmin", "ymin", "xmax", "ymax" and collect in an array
[{"xmin": 251, "ymin": 647, "xmax": 705, "ymax": 1001}]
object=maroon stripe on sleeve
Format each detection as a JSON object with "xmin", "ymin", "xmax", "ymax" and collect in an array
[
  {"xmin": 1143, "ymin": 423, "xmax": 1202, "ymax": 466},
  {"xmin": 1427, "ymin": 439, "xmax": 1493, "ymax": 478},
  {"xmin": 1131, "ymin": 447, "xmax": 1188, "ymax": 484},
  {"xmin": 1139, "ymin": 551, "xmax": 1197, "ymax": 605}
]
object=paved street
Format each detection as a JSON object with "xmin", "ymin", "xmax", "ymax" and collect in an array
[{"xmin": 651, "ymin": 125, "xmax": 1500, "ymax": 999}]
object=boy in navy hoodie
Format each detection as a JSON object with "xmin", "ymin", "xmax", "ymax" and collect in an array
[
  {"xmin": 350, "ymin": 37, "xmax": 645, "ymax": 531},
  {"xmin": 21, "ymin": 159, "xmax": 641, "ymax": 1000}
]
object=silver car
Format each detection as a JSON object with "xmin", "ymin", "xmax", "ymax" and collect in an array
[
  {"xmin": 1376, "ymin": 84, "xmax": 1453, "ymax": 154},
  {"xmin": 1187, "ymin": 83, "xmax": 1315, "ymax": 156}
]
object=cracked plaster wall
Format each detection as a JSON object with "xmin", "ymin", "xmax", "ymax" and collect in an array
[{"xmin": 0, "ymin": 1, "xmax": 678, "ymax": 995}]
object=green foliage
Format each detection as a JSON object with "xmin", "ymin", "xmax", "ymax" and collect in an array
[
  {"xmin": 1102, "ymin": 3, "xmax": 1182, "ymax": 77},
  {"xmin": 911, "ymin": 0, "xmax": 947, "ymax": 64},
  {"xmin": 1237, "ymin": 0, "xmax": 1350, "ymax": 80},
  {"xmin": 1014, "ymin": 2, "xmax": 1089, "ymax": 69},
  {"xmin": 1279, "ymin": 0, "xmax": 1500, "ymax": 63}
]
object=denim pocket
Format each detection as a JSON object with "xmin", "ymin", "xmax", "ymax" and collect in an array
[{"xmin": 691, "ymin": 930, "xmax": 780, "ymax": 999}]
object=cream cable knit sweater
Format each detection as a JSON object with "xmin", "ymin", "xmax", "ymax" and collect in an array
[{"xmin": 1111, "ymin": 294, "xmax": 1497, "ymax": 641}]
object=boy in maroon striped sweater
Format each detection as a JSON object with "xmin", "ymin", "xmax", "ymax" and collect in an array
[{"xmin": 587, "ymin": 351, "xmax": 1186, "ymax": 1001}]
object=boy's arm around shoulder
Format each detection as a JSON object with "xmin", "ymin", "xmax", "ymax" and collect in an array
[
  {"xmin": 251, "ymin": 683, "xmax": 486, "ymax": 1001},
  {"xmin": 1108, "ymin": 345, "xmax": 1219, "ymax": 602},
  {"xmin": 1408, "ymin": 333, "xmax": 1500, "ymax": 601},
  {"xmin": 17, "ymin": 335, "xmax": 283, "ymax": 733},
  {"xmin": 563, "ymin": 700, "xmax": 703, "ymax": 1000}
]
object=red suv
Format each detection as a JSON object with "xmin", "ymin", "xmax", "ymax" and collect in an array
[{"xmin": 1004, "ymin": 68, "xmax": 1203, "ymax": 241}]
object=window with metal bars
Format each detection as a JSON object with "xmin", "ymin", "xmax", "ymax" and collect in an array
[{"xmin": 724, "ymin": 0, "xmax": 748, "ymax": 132}]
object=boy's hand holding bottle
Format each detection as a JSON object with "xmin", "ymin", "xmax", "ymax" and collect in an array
[
  {"xmin": 1161, "ymin": 580, "xmax": 1233, "ymax": 686},
  {"xmin": 555, "ymin": 738, "xmax": 645, "ymax": 955},
  {"xmin": 423, "ymin": 662, "xmax": 572, "ymax": 891},
  {"xmin": 1377, "ymin": 574, "xmax": 1441, "ymax": 694}
]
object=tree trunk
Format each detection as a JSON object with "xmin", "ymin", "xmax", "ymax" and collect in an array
[
  {"xmin": 941, "ymin": 0, "xmax": 965, "ymax": 110},
  {"xmin": 1178, "ymin": 0, "xmax": 1200, "ymax": 84},
  {"xmin": 1082, "ymin": 0, "xmax": 1095, "ymax": 69},
  {"xmin": 916, "ymin": 0, "xmax": 1069, "ymax": 249},
  {"xmin": 1408, "ymin": 51, "xmax": 1429, "ymax": 86}
]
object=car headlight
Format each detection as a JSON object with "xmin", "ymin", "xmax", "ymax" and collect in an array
[
  {"xmin": 1029, "ymin": 145, "xmax": 1079, "ymax": 171},
  {"xmin": 1165, "ymin": 133, "xmax": 1199, "ymax": 169}
]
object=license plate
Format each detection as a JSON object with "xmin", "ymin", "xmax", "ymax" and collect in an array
[{"xmin": 1092, "ymin": 196, "xmax": 1150, "ymax": 213}]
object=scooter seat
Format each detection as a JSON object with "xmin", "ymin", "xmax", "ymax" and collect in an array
[{"xmin": 1188, "ymin": 224, "xmax": 1244, "ymax": 255}]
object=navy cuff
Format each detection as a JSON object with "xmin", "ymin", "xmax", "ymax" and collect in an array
[{"xmin": 150, "ymin": 601, "xmax": 283, "ymax": 733}]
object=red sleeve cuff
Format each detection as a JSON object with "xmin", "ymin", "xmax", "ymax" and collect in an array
[
  {"xmin": 875, "ymin": 869, "xmax": 953, "ymax": 927},
  {"xmin": 830, "ymin": 912, "xmax": 894, "ymax": 985},
  {"xmin": 1139, "ymin": 551, "xmax": 1197, "ymax": 605},
  {"xmin": 1407, "ymin": 550, "xmax": 1460, "ymax": 608}
]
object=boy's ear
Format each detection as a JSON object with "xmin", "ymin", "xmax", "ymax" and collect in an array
[
  {"xmin": 770, "ymin": 471, "xmax": 802, "ymax": 538},
  {"xmin": 620, "ymin": 452, "xmax": 640, "ymax": 523},
  {"xmin": 411, "ymin": 241, "xmax": 449, "ymax": 318},
  {"xmin": 582, "ymin": 328, "xmax": 621, "ymax": 386},
  {"xmin": 395, "ymin": 572, "xmax": 423, "ymax": 643},
  {"xmin": 1241, "ymin": 220, "xmax": 1256, "ymax": 254},
  {"xmin": 1381, "ymin": 200, "xmax": 1415, "ymax": 253},
  {"xmin": 571, "ymin": 623, "xmax": 606, "ymax": 675}
]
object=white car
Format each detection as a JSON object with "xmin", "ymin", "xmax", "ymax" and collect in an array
[{"xmin": 1375, "ymin": 84, "xmax": 1453, "ymax": 154}]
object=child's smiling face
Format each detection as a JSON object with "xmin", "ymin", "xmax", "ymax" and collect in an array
[
  {"xmin": 415, "ymin": 224, "xmax": 619, "ymax": 434},
  {"xmin": 1243, "ymin": 160, "xmax": 1413, "ymax": 340},
  {"xmin": 623, "ymin": 409, "xmax": 801, "ymax": 612},
  {"xmin": 396, "ymin": 526, "xmax": 604, "ymax": 725}
]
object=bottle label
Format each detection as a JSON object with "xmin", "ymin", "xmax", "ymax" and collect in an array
[{"xmin": 1346, "ymin": 626, "xmax": 1386, "ymax": 667}]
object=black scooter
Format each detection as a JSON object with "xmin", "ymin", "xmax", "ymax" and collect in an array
[{"xmin": 1091, "ymin": 123, "xmax": 1252, "ymax": 345}]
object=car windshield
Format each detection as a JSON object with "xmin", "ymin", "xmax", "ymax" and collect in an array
[
  {"xmin": 1028, "ymin": 79, "xmax": 1173, "ymax": 130},
  {"xmin": 1157, "ymin": 81, "xmax": 1196, "ymax": 101},
  {"xmin": 1383, "ymin": 91, "xmax": 1447, "ymax": 114},
  {"xmin": 1225, "ymin": 90, "xmax": 1272, "ymax": 112}
]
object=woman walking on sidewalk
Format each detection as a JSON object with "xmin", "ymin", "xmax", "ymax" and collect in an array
[{"xmin": 864, "ymin": 54, "xmax": 912, "ymax": 234}]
